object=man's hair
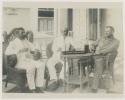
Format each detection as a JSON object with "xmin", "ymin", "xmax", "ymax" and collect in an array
[
  {"xmin": 106, "ymin": 26, "xmax": 115, "ymax": 33},
  {"xmin": 9, "ymin": 28, "xmax": 18, "ymax": 35},
  {"xmin": 8, "ymin": 28, "xmax": 18, "ymax": 41},
  {"xmin": 18, "ymin": 27, "xmax": 25, "ymax": 32},
  {"xmin": 26, "ymin": 31, "xmax": 33, "ymax": 36}
]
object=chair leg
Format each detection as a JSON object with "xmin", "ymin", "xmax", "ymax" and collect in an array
[
  {"xmin": 5, "ymin": 77, "xmax": 8, "ymax": 88},
  {"xmin": 111, "ymin": 65, "xmax": 115, "ymax": 84},
  {"xmin": 112, "ymin": 72, "xmax": 115, "ymax": 84},
  {"xmin": 109, "ymin": 63, "xmax": 115, "ymax": 84},
  {"xmin": 86, "ymin": 66, "xmax": 90, "ymax": 89},
  {"xmin": 80, "ymin": 63, "xmax": 83, "ymax": 92},
  {"xmin": 16, "ymin": 75, "xmax": 26, "ymax": 93},
  {"xmin": 56, "ymin": 73, "xmax": 60, "ymax": 86},
  {"xmin": 45, "ymin": 79, "xmax": 49, "ymax": 89},
  {"xmin": 105, "ymin": 77, "xmax": 110, "ymax": 92}
]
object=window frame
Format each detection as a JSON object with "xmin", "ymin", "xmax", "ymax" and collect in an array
[{"xmin": 36, "ymin": 8, "xmax": 57, "ymax": 38}]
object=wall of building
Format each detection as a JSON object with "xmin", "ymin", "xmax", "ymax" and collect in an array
[
  {"xmin": 73, "ymin": 9, "xmax": 87, "ymax": 49},
  {"xmin": 104, "ymin": 8, "xmax": 123, "ymax": 60},
  {"xmin": 60, "ymin": 9, "xmax": 68, "ymax": 32},
  {"xmin": 104, "ymin": 8, "xmax": 123, "ymax": 84},
  {"xmin": 3, "ymin": 3, "xmax": 123, "ymax": 59},
  {"xmin": 3, "ymin": 8, "xmax": 31, "ymax": 33}
]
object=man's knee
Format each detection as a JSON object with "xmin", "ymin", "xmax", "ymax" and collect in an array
[{"xmin": 26, "ymin": 68, "xmax": 36, "ymax": 74}]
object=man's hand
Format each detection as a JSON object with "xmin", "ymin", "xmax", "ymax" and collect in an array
[
  {"xmin": 57, "ymin": 48, "xmax": 62, "ymax": 52},
  {"xmin": 69, "ymin": 45, "xmax": 75, "ymax": 51},
  {"xmin": 95, "ymin": 50, "xmax": 100, "ymax": 54},
  {"xmin": 19, "ymin": 48, "xmax": 28, "ymax": 53}
]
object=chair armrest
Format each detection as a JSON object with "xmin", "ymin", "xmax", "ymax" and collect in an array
[
  {"xmin": 7, "ymin": 67, "xmax": 26, "ymax": 74},
  {"xmin": 93, "ymin": 53, "xmax": 111, "ymax": 70},
  {"xmin": 92, "ymin": 53, "xmax": 109, "ymax": 60}
]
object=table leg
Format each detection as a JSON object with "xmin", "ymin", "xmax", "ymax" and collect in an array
[
  {"xmin": 67, "ymin": 58, "xmax": 71, "ymax": 92},
  {"xmin": 87, "ymin": 57, "xmax": 91, "ymax": 91},
  {"xmin": 64, "ymin": 57, "xmax": 66, "ymax": 93},
  {"xmin": 80, "ymin": 62, "xmax": 83, "ymax": 92},
  {"xmin": 71, "ymin": 59, "xmax": 73, "ymax": 75},
  {"xmin": 86, "ymin": 64, "xmax": 90, "ymax": 90},
  {"xmin": 67, "ymin": 58, "xmax": 69, "ymax": 92}
]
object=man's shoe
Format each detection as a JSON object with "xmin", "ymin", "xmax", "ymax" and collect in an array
[
  {"xmin": 57, "ymin": 79, "xmax": 60, "ymax": 86},
  {"xmin": 46, "ymin": 80, "xmax": 59, "ymax": 91},
  {"xmin": 58, "ymin": 79, "xmax": 64, "ymax": 86},
  {"xmin": 36, "ymin": 87, "xmax": 44, "ymax": 93},
  {"xmin": 91, "ymin": 89, "xmax": 98, "ymax": 93},
  {"xmin": 30, "ymin": 89, "xmax": 36, "ymax": 93}
]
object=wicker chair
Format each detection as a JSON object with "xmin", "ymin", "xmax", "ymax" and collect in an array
[
  {"xmin": 5, "ymin": 55, "xmax": 27, "ymax": 92},
  {"xmin": 92, "ymin": 51, "xmax": 118, "ymax": 91}
]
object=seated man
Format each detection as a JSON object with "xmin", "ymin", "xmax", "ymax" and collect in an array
[
  {"xmin": 91, "ymin": 26, "xmax": 119, "ymax": 93},
  {"xmin": 46, "ymin": 28, "xmax": 75, "ymax": 85},
  {"xmin": 5, "ymin": 28, "xmax": 45, "ymax": 93}
]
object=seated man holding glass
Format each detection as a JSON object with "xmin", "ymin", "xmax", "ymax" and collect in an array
[{"xmin": 5, "ymin": 28, "xmax": 45, "ymax": 93}]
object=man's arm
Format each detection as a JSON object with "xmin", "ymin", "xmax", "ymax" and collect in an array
[
  {"xmin": 69, "ymin": 38, "xmax": 76, "ymax": 50},
  {"xmin": 98, "ymin": 40, "xmax": 119, "ymax": 54},
  {"xmin": 52, "ymin": 39, "xmax": 57, "ymax": 52}
]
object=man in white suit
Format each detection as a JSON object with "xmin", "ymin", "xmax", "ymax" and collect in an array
[
  {"xmin": 5, "ymin": 28, "xmax": 45, "ymax": 93},
  {"xmin": 47, "ymin": 28, "xmax": 75, "ymax": 84}
]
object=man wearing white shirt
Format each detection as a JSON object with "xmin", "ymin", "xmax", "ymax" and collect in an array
[{"xmin": 5, "ymin": 28, "xmax": 45, "ymax": 93}]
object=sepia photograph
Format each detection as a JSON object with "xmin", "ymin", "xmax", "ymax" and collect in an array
[{"xmin": 1, "ymin": 0, "xmax": 124, "ymax": 97}]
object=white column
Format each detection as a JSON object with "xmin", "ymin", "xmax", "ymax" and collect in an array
[
  {"xmin": 97, "ymin": 8, "xmax": 101, "ymax": 39},
  {"xmin": 73, "ymin": 9, "xmax": 80, "ymax": 40},
  {"xmin": 60, "ymin": 9, "xmax": 68, "ymax": 34},
  {"xmin": 80, "ymin": 9, "xmax": 87, "ymax": 41},
  {"xmin": 30, "ymin": 7, "xmax": 38, "ymax": 34},
  {"xmin": 54, "ymin": 8, "xmax": 58, "ymax": 37},
  {"xmin": 73, "ymin": 9, "xmax": 87, "ymax": 49},
  {"xmin": 86, "ymin": 9, "xmax": 89, "ymax": 40}
]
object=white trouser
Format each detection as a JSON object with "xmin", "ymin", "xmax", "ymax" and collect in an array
[
  {"xmin": 16, "ymin": 59, "xmax": 45, "ymax": 90},
  {"xmin": 46, "ymin": 54, "xmax": 68, "ymax": 80}
]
